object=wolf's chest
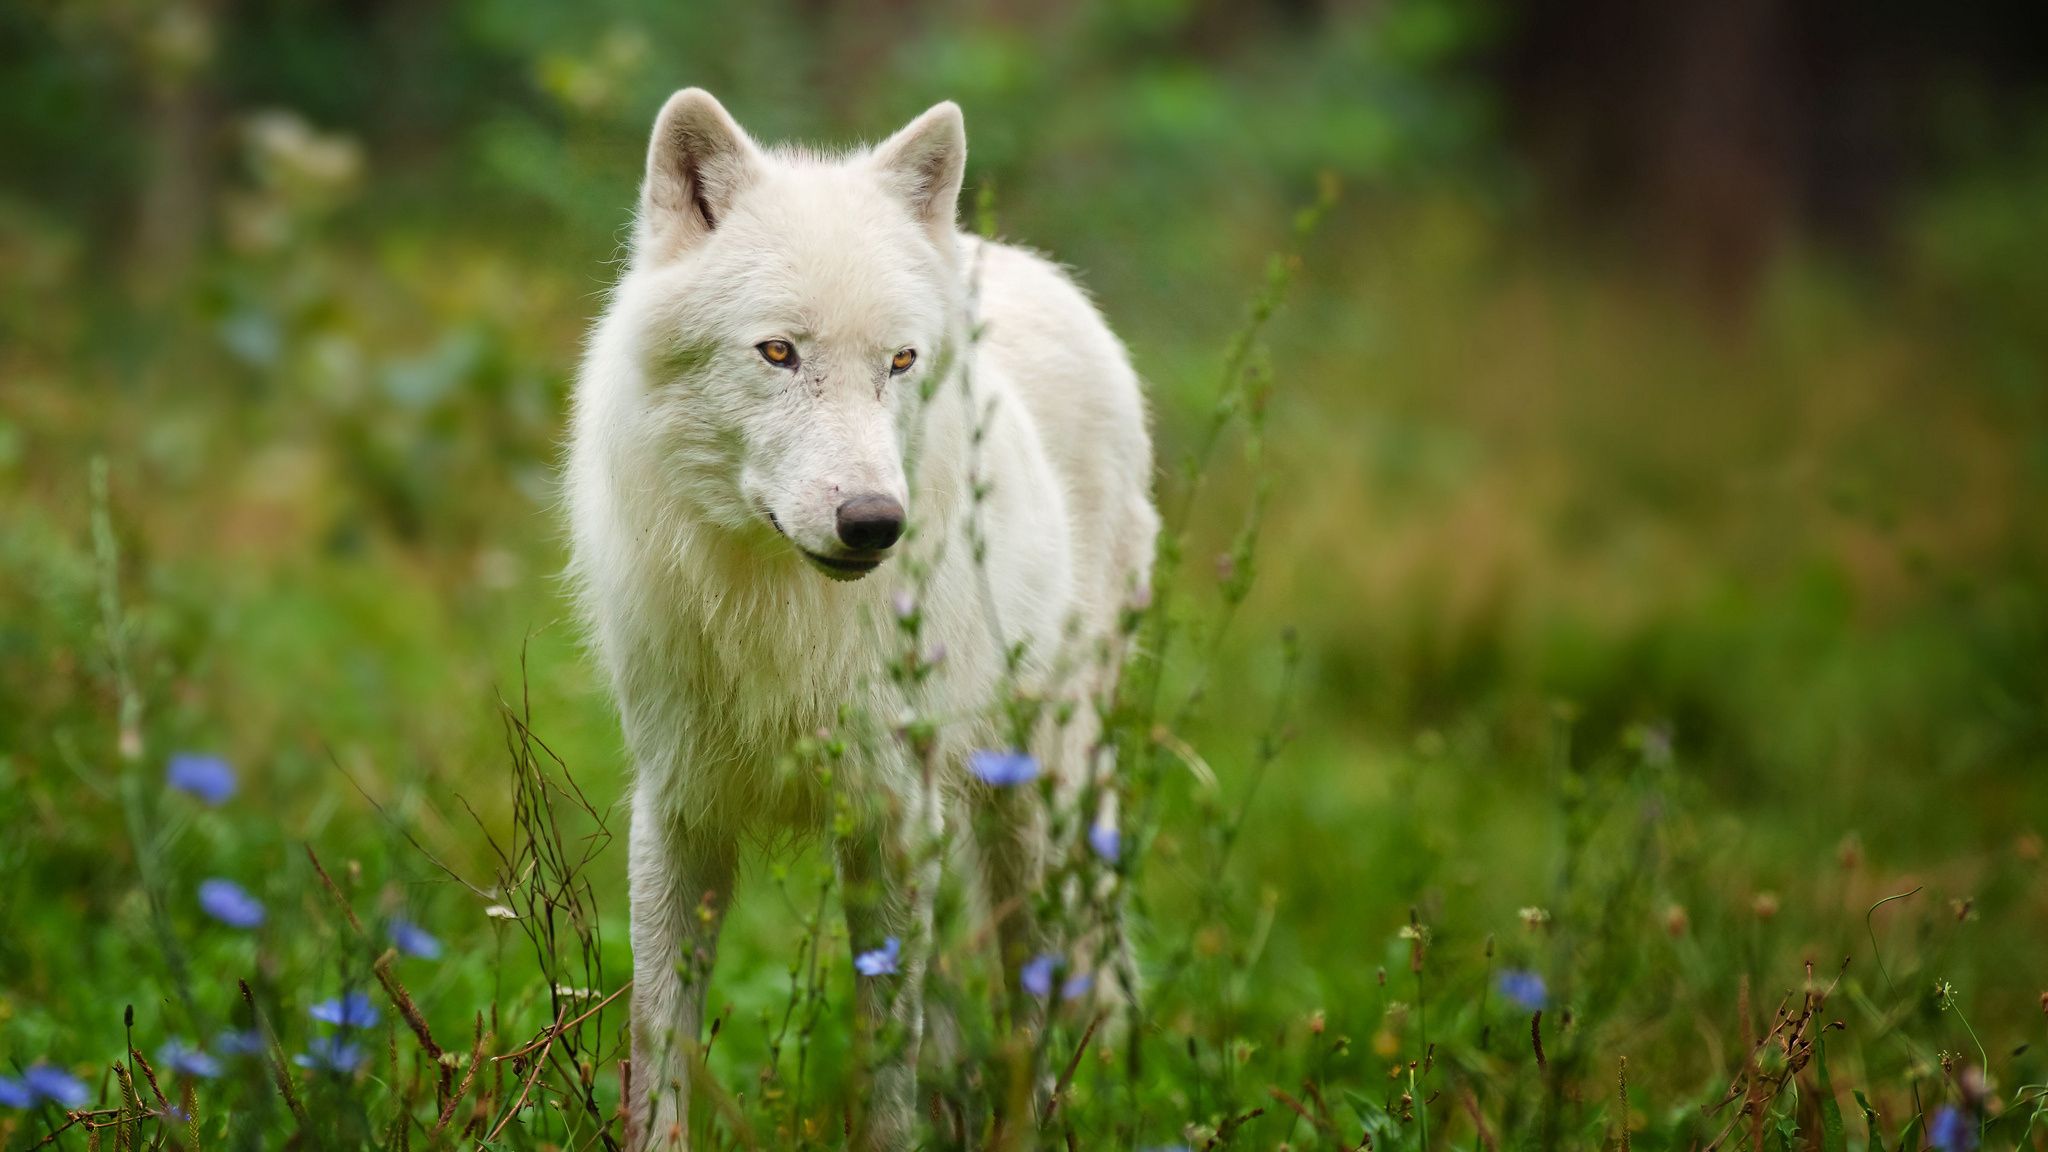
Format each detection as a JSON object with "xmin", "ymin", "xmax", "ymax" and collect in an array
[{"xmin": 647, "ymin": 582, "xmax": 896, "ymax": 731}]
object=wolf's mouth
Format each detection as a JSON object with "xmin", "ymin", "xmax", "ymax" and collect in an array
[
  {"xmin": 764, "ymin": 511, "xmax": 885, "ymax": 581},
  {"xmin": 803, "ymin": 551, "xmax": 883, "ymax": 578}
]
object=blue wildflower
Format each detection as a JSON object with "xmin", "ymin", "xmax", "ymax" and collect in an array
[
  {"xmin": 293, "ymin": 1036, "xmax": 365, "ymax": 1075},
  {"xmin": 1930, "ymin": 1106, "xmax": 1976, "ymax": 1152},
  {"xmin": 5, "ymin": 1065, "xmax": 89, "ymax": 1109},
  {"xmin": 854, "ymin": 936, "xmax": 901, "ymax": 977},
  {"xmin": 310, "ymin": 991, "xmax": 380, "ymax": 1029},
  {"xmin": 969, "ymin": 750, "xmax": 1039, "ymax": 787},
  {"xmin": 390, "ymin": 918, "xmax": 443, "ymax": 960},
  {"xmin": 1088, "ymin": 820, "xmax": 1121, "ymax": 864},
  {"xmin": 213, "ymin": 1029, "xmax": 264, "ymax": 1056},
  {"xmin": 166, "ymin": 753, "xmax": 236, "ymax": 804},
  {"xmin": 1495, "ymin": 968, "xmax": 1548, "ymax": 1011},
  {"xmin": 158, "ymin": 1039, "xmax": 221, "ymax": 1079},
  {"xmin": 198, "ymin": 879, "xmax": 264, "ymax": 928},
  {"xmin": 1060, "ymin": 971, "xmax": 1094, "ymax": 1001},
  {"xmin": 1021, "ymin": 953, "xmax": 1057, "ymax": 999}
]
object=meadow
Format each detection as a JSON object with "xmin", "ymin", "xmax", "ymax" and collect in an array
[{"xmin": 3, "ymin": 3, "xmax": 2047, "ymax": 1149}]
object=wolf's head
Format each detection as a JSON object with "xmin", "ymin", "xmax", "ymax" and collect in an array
[{"xmin": 618, "ymin": 89, "xmax": 966, "ymax": 583}]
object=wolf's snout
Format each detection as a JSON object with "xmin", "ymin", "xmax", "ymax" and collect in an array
[{"xmin": 835, "ymin": 494, "xmax": 905, "ymax": 552}]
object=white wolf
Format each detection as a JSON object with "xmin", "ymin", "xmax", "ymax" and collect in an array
[{"xmin": 565, "ymin": 89, "xmax": 1157, "ymax": 1149}]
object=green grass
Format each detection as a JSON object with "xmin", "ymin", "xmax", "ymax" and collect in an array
[{"xmin": 2, "ymin": 152, "xmax": 2046, "ymax": 1149}]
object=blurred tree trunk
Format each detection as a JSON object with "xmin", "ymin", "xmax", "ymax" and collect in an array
[
  {"xmin": 1643, "ymin": 0, "xmax": 1791, "ymax": 323},
  {"xmin": 798, "ymin": 0, "xmax": 917, "ymax": 124},
  {"xmin": 1496, "ymin": 0, "xmax": 1797, "ymax": 325},
  {"xmin": 133, "ymin": 0, "xmax": 222, "ymax": 295}
]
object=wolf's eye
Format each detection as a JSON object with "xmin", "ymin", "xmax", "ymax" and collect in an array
[
  {"xmin": 758, "ymin": 340, "xmax": 798, "ymax": 369},
  {"xmin": 890, "ymin": 348, "xmax": 917, "ymax": 374}
]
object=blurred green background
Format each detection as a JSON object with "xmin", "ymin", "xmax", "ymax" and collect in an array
[{"xmin": 3, "ymin": 0, "xmax": 2047, "ymax": 1143}]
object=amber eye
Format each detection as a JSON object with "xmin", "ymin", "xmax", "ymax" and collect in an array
[
  {"xmin": 890, "ymin": 348, "xmax": 917, "ymax": 374},
  {"xmin": 758, "ymin": 340, "xmax": 798, "ymax": 369}
]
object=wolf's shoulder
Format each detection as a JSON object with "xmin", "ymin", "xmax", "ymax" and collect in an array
[
  {"xmin": 954, "ymin": 234, "xmax": 1122, "ymax": 353},
  {"xmin": 956, "ymin": 234, "xmax": 1103, "ymax": 307}
]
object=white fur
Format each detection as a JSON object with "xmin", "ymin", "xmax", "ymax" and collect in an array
[{"xmin": 564, "ymin": 89, "xmax": 1156, "ymax": 1150}]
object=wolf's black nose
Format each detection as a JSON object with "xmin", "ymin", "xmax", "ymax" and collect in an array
[{"xmin": 836, "ymin": 494, "xmax": 905, "ymax": 552}]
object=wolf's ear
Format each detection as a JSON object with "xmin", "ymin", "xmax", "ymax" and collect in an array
[
  {"xmin": 639, "ymin": 88, "xmax": 760, "ymax": 262},
  {"xmin": 871, "ymin": 102, "xmax": 966, "ymax": 246}
]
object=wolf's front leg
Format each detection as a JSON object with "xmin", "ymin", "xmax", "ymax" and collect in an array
[
  {"xmin": 628, "ymin": 793, "xmax": 737, "ymax": 1152},
  {"xmin": 835, "ymin": 789, "xmax": 942, "ymax": 1151},
  {"xmin": 973, "ymin": 782, "xmax": 1049, "ymax": 1025}
]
